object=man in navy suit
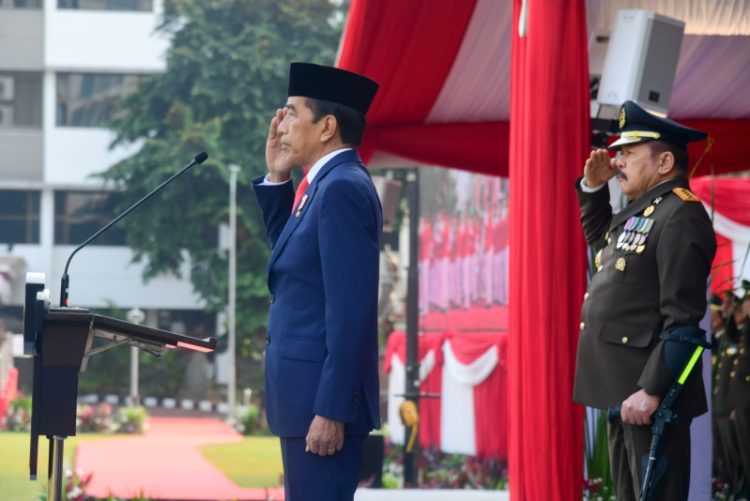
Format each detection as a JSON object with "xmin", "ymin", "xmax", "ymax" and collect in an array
[{"xmin": 252, "ymin": 62, "xmax": 382, "ymax": 500}]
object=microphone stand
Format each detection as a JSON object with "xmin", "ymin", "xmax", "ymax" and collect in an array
[{"xmin": 59, "ymin": 152, "xmax": 209, "ymax": 307}]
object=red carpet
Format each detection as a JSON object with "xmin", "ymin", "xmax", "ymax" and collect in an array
[{"xmin": 75, "ymin": 417, "xmax": 285, "ymax": 500}]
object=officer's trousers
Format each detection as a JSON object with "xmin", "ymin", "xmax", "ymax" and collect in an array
[{"xmin": 607, "ymin": 418, "xmax": 692, "ymax": 501}]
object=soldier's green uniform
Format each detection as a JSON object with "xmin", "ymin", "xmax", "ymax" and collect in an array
[
  {"xmin": 573, "ymin": 101, "xmax": 716, "ymax": 501},
  {"xmin": 729, "ymin": 298, "xmax": 750, "ymax": 496},
  {"xmin": 715, "ymin": 315, "xmax": 742, "ymax": 492},
  {"xmin": 712, "ymin": 315, "xmax": 740, "ymax": 488}
]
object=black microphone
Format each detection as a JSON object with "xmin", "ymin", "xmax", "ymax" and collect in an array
[{"xmin": 59, "ymin": 151, "xmax": 209, "ymax": 307}]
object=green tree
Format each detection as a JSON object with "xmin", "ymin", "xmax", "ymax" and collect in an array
[{"xmin": 99, "ymin": 0, "xmax": 344, "ymax": 388}]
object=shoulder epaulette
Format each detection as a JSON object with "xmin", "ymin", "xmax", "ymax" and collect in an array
[{"xmin": 672, "ymin": 187, "xmax": 700, "ymax": 202}]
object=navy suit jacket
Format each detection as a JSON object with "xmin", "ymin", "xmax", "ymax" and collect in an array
[{"xmin": 252, "ymin": 149, "xmax": 382, "ymax": 438}]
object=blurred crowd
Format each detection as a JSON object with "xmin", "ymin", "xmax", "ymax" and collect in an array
[{"xmin": 712, "ymin": 282, "xmax": 750, "ymax": 497}]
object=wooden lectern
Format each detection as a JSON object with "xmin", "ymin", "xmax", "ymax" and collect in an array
[{"xmin": 23, "ymin": 273, "xmax": 217, "ymax": 501}]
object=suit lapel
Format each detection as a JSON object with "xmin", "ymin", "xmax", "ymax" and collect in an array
[
  {"xmin": 610, "ymin": 178, "xmax": 682, "ymax": 229},
  {"xmin": 266, "ymin": 150, "xmax": 362, "ymax": 276}
]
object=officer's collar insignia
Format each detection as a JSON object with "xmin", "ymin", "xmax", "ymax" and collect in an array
[
  {"xmin": 653, "ymin": 196, "xmax": 663, "ymax": 205},
  {"xmin": 619, "ymin": 107, "xmax": 626, "ymax": 129},
  {"xmin": 672, "ymin": 187, "xmax": 700, "ymax": 202}
]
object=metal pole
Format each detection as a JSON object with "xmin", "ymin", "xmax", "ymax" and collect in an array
[
  {"xmin": 403, "ymin": 167, "xmax": 420, "ymax": 487},
  {"xmin": 130, "ymin": 347, "xmax": 139, "ymax": 406},
  {"xmin": 47, "ymin": 436, "xmax": 64, "ymax": 501},
  {"xmin": 127, "ymin": 308, "xmax": 145, "ymax": 406},
  {"xmin": 228, "ymin": 165, "xmax": 240, "ymax": 424}
]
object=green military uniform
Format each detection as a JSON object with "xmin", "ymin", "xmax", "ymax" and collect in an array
[
  {"xmin": 573, "ymin": 100, "xmax": 717, "ymax": 501},
  {"xmin": 715, "ymin": 316, "xmax": 743, "ymax": 492},
  {"xmin": 729, "ymin": 314, "xmax": 750, "ymax": 495}
]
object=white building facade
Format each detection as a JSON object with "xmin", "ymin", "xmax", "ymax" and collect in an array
[{"xmin": 0, "ymin": 0, "xmax": 210, "ymax": 341}]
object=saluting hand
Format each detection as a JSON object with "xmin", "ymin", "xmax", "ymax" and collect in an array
[
  {"xmin": 265, "ymin": 108, "xmax": 294, "ymax": 182},
  {"xmin": 583, "ymin": 148, "xmax": 618, "ymax": 189},
  {"xmin": 620, "ymin": 388, "xmax": 660, "ymax": 426},
  {"xmin": 306, "ymin": 415, "xmax": 344, "ymax": 457}
]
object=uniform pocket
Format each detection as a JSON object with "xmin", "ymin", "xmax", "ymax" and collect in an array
[{"xmin": 599, "ymin": 320, "xmax": 655, "ymax": 348}]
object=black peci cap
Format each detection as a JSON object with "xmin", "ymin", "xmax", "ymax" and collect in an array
[
  {"xmin": 288, "ymin": 62, "xmax": 379, "ymax": 115},
  {"xmin": 609, "ymin": 100, "xmax": 707, "ymax": 151}
]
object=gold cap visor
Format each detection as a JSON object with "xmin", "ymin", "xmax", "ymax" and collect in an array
[{"xmin": 609, "ymin": 130, "xmax": 661, "ymax": 150}]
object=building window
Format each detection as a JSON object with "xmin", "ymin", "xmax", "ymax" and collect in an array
[
  {"xmin": 56, "ymin": 73, "xmax": 141, "ymax": 128},
  {"xmin": 57, "ymin": 0, "xmax": 152, "ymax": 11},
  {"xmin": 54, "ymin": 191, "xmax": 126, "ymax": 246},
  {"xmin": 0, "ymin": 0, "xmax": 42, "ymax": 8},
  {"xmin": 0, "ymin": 190, "xmax": 40, "ymax": 244},
  {"xmin": 0, "ymin": 73, "xmax": 43, "ymax": 129}
]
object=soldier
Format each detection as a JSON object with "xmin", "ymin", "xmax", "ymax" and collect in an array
[
  {"xmin": 729, "ymin": 283, "xmax": 750, "ymax": 497},
  {"xmin": 714, "ymin": 292, "xmax": 742, "ymax": 494},
  {"xmin": 573, "ymin": 100, "xmax": 717, "ymax": 500}
]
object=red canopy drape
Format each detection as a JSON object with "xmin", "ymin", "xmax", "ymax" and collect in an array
[
  {"xmin": 338, "ymin": 0, "xmax": 509, "ymax": 176},
  {"xmin": 508, "ymin": 1, "xmax": 588, "ymax": 499}
]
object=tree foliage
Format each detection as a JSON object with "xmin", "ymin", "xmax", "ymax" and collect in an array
[{"xmin": 100, "ymin": 0, "xmax": 343, "ymax": 364}]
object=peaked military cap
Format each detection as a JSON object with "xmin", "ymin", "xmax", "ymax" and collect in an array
[
  {"xmin": 609, "ymin": 100, "xmax": 708, "ymax": 150},
  {"xmin": 288, "ymin": 62, "xmax": 379, "ymax": 115}
]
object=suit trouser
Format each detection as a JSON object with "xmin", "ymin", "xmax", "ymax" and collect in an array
[
  {"xmin": 280, "ymin": 434, "xmax": 366, "ymax": 501},
  {"xmin": 607, "ymin": 418, "xmax": 692, "ymax": 501}
]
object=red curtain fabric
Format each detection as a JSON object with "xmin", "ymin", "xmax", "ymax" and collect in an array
[
  {"xmin": 691, "ymin": 176, "xmax": 750, "ymax": 226},
  {"xmin": 690, "ymin": 176, "xmax": 750, "ymax": 295},
  {"xmin": 508, "ymin": 1, "xmax": 588, "ymax": 499},
  {"xmin": 684, "ymin": 120, "xmax": 750, "ymax": 176},
  {"xmin": 383, "ymin": 331, "xmax": 508, "ymax": 457},
  {"xmin": 361, "ymin": 122, "xmax": 509, "ymax": 177},
  {"xmin": 338, "ymin": 0, "xmax": 509, "ymax": 177},
  {"xmin": 338, "ymin": 0, "xmax": 477, "ymax": 126},
  {"xmin": 451, "ymin": 332, "xmax": 509, "ymax": 459}
]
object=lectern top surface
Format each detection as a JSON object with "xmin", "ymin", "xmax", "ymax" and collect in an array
[{"xmin": 46, "ymin": 308, "xmax": 216, "ymax": 352}]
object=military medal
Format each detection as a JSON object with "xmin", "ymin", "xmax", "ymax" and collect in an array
[
  {"xmin": 643, "ymin": 205, "xmax": 655, "ymax": 217},
  {"xmin": 615, "ymin": 257, "xmax": 626, "ymax": 271},
  {"xmin": 617, "ymin": 215, "xmax": 655, "ymax": 253}
]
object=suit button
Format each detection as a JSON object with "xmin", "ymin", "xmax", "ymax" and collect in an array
[
  {"xmin": 621, "ymin": 336, "xmax": 629, "ymax": 344},
  {"xmin": 734, "ymin": 359, "xmax": 739, "ymax": 366},
  {"xmin": 745, "ymin": 375, "xmax": 750, "ymax": 382},
  {"xmin": 580, "ymin": 322, "xmax": 585, "ymax": 330},
  {"xmin": 731, "ymin": 371, "xmax": 736, "ymax": 378},
  {"xmin": 741, "ymin": 348, "xmax": 746, "ymax": 355},
  {"xmin": 269, "ymin": 294, "xmax": 275, "ymax": 304},
  {"xmin": 265, "ymin": 335, "xmax": 271, "ymax": 345},
  {"xmin": 597, "ymin": 265, "xmax": 603, "ymax": 272},
  {"xmin": 584, "ymin": 292, "xmax": 589, "ymax": 301}
]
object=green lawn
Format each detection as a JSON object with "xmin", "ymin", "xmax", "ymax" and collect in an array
[
  {"xmin": 0, "ymin": 432, "xmax": 284, "ymax": 500},
  {"xmin": 200, "ymin": 436, "xmax": 284, "ymax": 488},
  {"xmin": 0, "ymin": 431, "xmax": 119, "ymax": 501}
]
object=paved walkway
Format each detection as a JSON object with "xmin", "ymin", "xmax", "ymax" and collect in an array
[
  {"xmin": 76, "ymin": 416, "xmax": 509, "ymax": 500},
  {"xmin": 75, "ymin": 417, "xmax": 283, "ymax": 500}
]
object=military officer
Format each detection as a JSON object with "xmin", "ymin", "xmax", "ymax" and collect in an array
[
  {"xmin": 573, "ymin": 100, "xmax": 717, "ymax": 500},
  {"xmin": 714, "ymin": 292, "xmax": 743, "ymax": 493},
  {"xmin": 729, "ymin": 284, "xmax": 750, "ymax": 496}
]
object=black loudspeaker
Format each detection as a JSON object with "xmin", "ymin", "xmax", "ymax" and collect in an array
[{"xmin": 597, "ymin": 9, "xmax": 685, "ymax": 115}]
